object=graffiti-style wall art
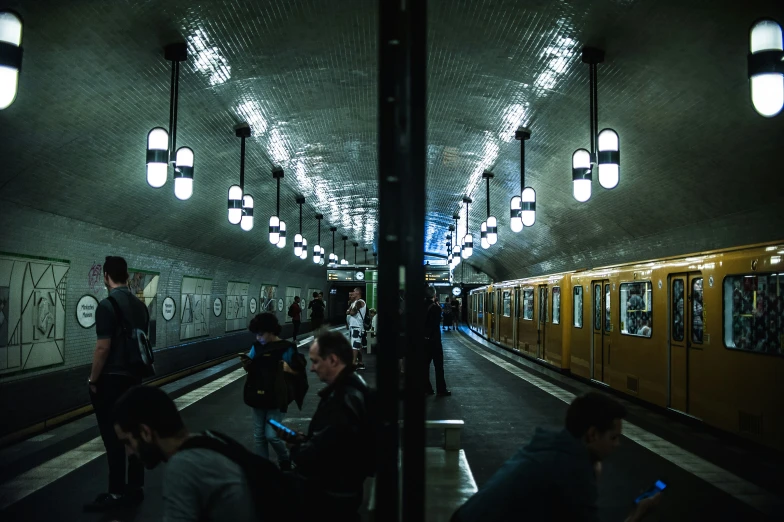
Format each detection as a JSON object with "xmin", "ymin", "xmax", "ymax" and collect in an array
[
  {"xmin": 0, "ymin": 254, "xmax": 70, "ymax": 376},
  {"xmin": 260, "ymin": 284, "xmax": 278, "ymax": 314},
  {"xmin": 128, "ymin": 270, "xmax": 159, "ymax": 347},
  {"xmin": 226, "ymin": 281, "xmax": 249, "ymax": 332},
  {"xmin": 180, "ymin": 276, "xmax": 212, "ymax": 340}
]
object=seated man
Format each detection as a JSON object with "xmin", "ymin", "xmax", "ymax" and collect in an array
[
  {"xmin": 451, "ymin": 392, "xmax": 660, "ymax": 522},
  {"xmin": 275, "ymin": 330, "xmax": 373, "ymax": 522},
  {"xmin": 112, "ymin": 386, "xmax": 259, "ymax": 521}
]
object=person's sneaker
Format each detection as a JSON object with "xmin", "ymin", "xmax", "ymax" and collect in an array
[
  {"xmin": 357, "ymin": 362, "xmax": 366, "ymax": 370},
  {"xmin": 125, "ymin": 487, "xmax": 144, "ymax": 506},
  {"xmin": 279, "ymin": 460, "xmax": 292, "ymax": 472},
  {"xmin": 83, "ymin": 493, "xmax": 124, "ymax": 512},
  {"xmin": 436, "ymin": 390, "xmax": 452, "ymax": 397}
]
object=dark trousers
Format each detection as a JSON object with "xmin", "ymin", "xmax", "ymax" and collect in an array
[
  {"xmin": 292, "ymin": 320, "xmax": 301, "ymax": 340},
  {"xmin": 425, "ymin": 340, "xmax": 447, "ymax": 394},
  {"xmin": 90, "ymin": 374, "xmax": 144, "ymax": 494}
]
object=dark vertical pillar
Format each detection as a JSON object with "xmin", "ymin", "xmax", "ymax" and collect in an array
[{"xmin": 377, "ymin": 0, "xmax": 427, "ymax": 520}]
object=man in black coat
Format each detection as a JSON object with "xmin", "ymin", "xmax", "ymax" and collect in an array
[
  {"xmin": 424, "ymin": 286, "xmax": 451, "ymax": 396},
  {"xmin": 274, "ymin": 330, "xmax": 373, "ymax": 522}
]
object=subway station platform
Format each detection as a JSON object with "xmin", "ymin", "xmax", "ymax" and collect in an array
[{"xmin": 1, "ymin": 328, "xmax": 782, "ymax": 521}]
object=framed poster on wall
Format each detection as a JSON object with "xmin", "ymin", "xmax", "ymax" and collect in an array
[{"xmin": 180, "ymin": 276, "xmax": 212, "ymax": 340}]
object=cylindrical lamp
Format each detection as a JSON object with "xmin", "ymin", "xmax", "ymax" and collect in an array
[
  {"xmin": 269, "ymin": 216, "xmax": 280, "ymax": 244},
  {"xmin": 572, "ymin": 148, "xmax": 592, "ymax": 202},
  {"xmin": 300, "ymin": 238, "xmax": 308, "ymax": 260},
  {"xmin": 480, "ymin": 222, "xmax": 489, "ymax": 250},
  {"xmin": 0, "ymin": 10, "xmax": 23, "ymax": 110},
  {"xmin": 313, "ymin": 245, "xmax": 321, "ymax": 264},
  {"xmin": 597, "ymin": 129, "xmax": 620, "ymax": 190},
  {"xmin": 146, "ymin": 127, "xmax": 169, "ymax": 188},
  {"xmin": 487, "ymin": 216, "xmax": 498, "ymax": 245},
  {"xmin": 521, "ymin": 188, "xmax": 536, "ymax": 227},
  {"xmin": 277, "ymin": 221, "xmax": 287, "ymax": 248},
  {"xmin": 510, "ymin": 196, "xmax": 523, "ymax": 232},
  {"xmin": 294, "ymin": 234, "xmax": 303, "ymax": 257},
  {"xmin": 749, "ymin": 19, "xmax": 784, "ymax": 117},
  {"xmin": 240, "ymin": 195, "xmax": 254, "ymax": 231},
  {"xmin": 173, "ymin": 147, "xmax": 194, "ymax": 200},
  {"xmin": 227, "ymin": 185, "xmax": 243, "ymax": 224},
  {"xmin": 462, "ymin": 234, "xmax": 473, "ymax": 258}
]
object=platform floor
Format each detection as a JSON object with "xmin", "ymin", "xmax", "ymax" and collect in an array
[{"xmin": 1, "ymin": 327, "xmax": 782, "ymax": 521}]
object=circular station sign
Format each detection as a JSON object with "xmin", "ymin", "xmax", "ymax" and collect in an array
[
  {"xmin": 213, "ymin": 297, "xmax": 223, "ymax": 317},
  {"xmin": 249, "ymin": 297, "xmax": 257, "ymax": 314},
  {"xmin": 76, "ymin": 294, "xmax": 100, "ymax": 328},
  {"xmin": 162, "ymin": 296, "xmax": 176, "ymax": 321},
  {"xmin": 277, "ymin": 298, "xmax": 284, "ymax": 312}
]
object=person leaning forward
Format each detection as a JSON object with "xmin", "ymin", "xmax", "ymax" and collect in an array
[
  {"xmin": 273, "ymin": 330, "xmax": 374, "ymax": 522},
  {"xmin": 84, "ymin": 256, "xmax": 150, "ymax": 512},
  {"xmin": 451, "ymin": 392, "xmax": 661, "ymax": 522}
]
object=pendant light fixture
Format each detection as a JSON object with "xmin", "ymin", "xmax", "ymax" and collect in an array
[
  {"xmin": 481, "ymin": 171, "xmax": 497, "ymax": 249},
  {"xmin": 146, "ymin": 43, "xmax": 195, "ymax": 197},
  {"xmin": 513, "ymin": 127, "xmax": 536, "ymax": 229},
  {"xmin": 277, "ymin": 220, "xmax": 287, "ymax": 249},
  {"xmin": 0, "ymin": 9, "xmax": 23, "ymax": 110},
  {"xmin": 313, "ymin": 214, "xmax": 324, "ymax": 264},
  {"xmin": 452, "ymin": 213, "xmax": 462, "ymax": 268},
  {"xmin": 300, "ymin": 238, "xmax": 308, "ymax": 260},
  {"xmin": 329, "ymin": 227, "xmax": 338, "ymax": 266},
  {"xmin": 227, "ymin": 124, "xmax": 250, "ymax": 226},
  {"xmin": 269, "ymin": 167, "xmax": 284, "ymax": 244},
  {"xmin": 571, "ymin": 47, "xmax": 620, "ymax": 201},
  {"xmin": 462, "ymin": 196, "xmax": 473, "ymax": 259},
  {"xmin": 341, "ymin": 236, "xmax": 349, "ymax": 265},
  {"xmin": 748, "ymin": 19, "xmax": 784, "ymax": 117},
  {"xmin": 294, "ymin": 196, "xmax": 305, "ymax": 257},
  {"xmin": 364, "ymin": 248, "xmax": 369, "ymax": 264}
]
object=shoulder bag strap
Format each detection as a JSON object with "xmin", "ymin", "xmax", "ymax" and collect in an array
[{"xmin": 107, "ymin": 296, "xmax": 131, "ymax": 336}]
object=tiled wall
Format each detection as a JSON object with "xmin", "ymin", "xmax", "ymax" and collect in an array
[{"xmin": 0, "ymin": 201, "xmax": 325, "ymax": 384}]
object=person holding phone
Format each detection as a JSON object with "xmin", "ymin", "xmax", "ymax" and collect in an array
[
  {"xmin": 241, "ymin": 313, "xmax": 304, "ymax": 471},
  {"xmin": 272, "ymin": 330, "xmax": 373, "ymax": 522},
  {"xmin": 451, "ymin": 392, "xmax": 661, "ymax": 522}
]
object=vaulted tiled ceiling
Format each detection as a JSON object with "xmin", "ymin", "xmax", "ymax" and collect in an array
[{"xmin": 1, "ymin": 0, "xmax": 783, "ymax": 280}]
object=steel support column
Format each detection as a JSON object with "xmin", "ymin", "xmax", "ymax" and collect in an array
[{"xmin": 377, "ymin": 0, "xmax": 427, "ymax": 520}]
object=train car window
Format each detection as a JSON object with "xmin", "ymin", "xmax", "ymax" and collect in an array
[
  {"xmin": 539, "ymin": 287, "xmax": 549, "ymax": 323},
  {"xmin": 605, "ymin": 284, "xmax": 611, "ymax": 333},
  {"xmin": 523, "ymin": 289, "xmax": 534, "ymax": 320},
  {"xmin": 502, "ymin": 291, "xmax": 511, "ymax": 317},
  {"xmin": 574, "ymin": 286, "xmax": 583, "ymax": 328},
  {"xmin": 552, "ymin": 287, "xmax": 561, "ymax": 324},
  {"xmin": 594, "ymin": 284, "xmax": 601, "ymax": 330},
  {"xmin": 620, "ymin": 282, "xmax": 653, "ymax": 337},
  {"xmin": 478, "ymin": 293, "xmax": 483, "ymax": 321},
  {"xmin": 672, "ymin": 279, "xmax": 685, "ymax": 341},
  {"xmin": 692, "ymin": 278, "xmax": 704, "ymax": 344},
  {"xmin": 724, "ymin": 274, "xmax": 782, "ymax": 355}
]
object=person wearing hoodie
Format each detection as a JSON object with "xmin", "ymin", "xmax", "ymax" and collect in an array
[{"xmin": 451, "ymin": 392, "xmax": 660, "ymax": 522}]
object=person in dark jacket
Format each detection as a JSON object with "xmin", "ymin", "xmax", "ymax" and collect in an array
[
  {"xmin": 274, "ymin": 330, "xmax": 372, "ymax": 521},
  {"xmin": 308, "ymin": 291, "xmax": 325, "ymax": 330},
  {"xmin": 424, "ymin": 286, "xmax": 451, "ymax": 396},
  {"xmin": 451, "ymin": 392, "xmax": 660, "ymax": 522}
]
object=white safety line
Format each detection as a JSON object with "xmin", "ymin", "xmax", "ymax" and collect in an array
[
  {"xmin": 0, "ymin": 328, "xmax": 343, "ymax": 511},
  {"xmin": 454, "ymin": 335, "xmax": 781, "ymax": 516}
]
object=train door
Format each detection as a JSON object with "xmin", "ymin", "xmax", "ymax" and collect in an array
[
  {"xmin": 669, "ymin": 272, "xmax": 703, "ymax": 414},
  {"xmin": 592, "ymin": 280, "xmax": 612, "ymax": 384},
  {"xmin": 537, "ymin": 285, "xmax": 549, "ymax": 360},
  {"xmin": 513, "ymin": 287, "xmax": 520, "ymax": 350}
]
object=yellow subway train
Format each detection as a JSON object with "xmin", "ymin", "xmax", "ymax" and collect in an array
[{"xmin": 468, "ymin": 242, "xmax": 784, "ymax": 451}]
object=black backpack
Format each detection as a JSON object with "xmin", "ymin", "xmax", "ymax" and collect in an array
[
  {"xmin": 107, "ymin": 296, "xmax": 155, "ymax": 378},
  {"xmin": 180, "ymin": 431, "xmax": 301, "ymax": 521},
  {"xmin": 243, "ymin": 342, "xmax": 290, "ymax": 411}
]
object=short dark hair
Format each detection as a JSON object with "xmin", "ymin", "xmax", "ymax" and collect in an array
[
  {"xmin": 113, "ymin": 385, "xmax": 185, "ymax": 437},
  {"xmin": 565, "ymin": 392, "xmax": 627, "ymax": 437},
  {"xmin": 313, "ymin": 291, "xmax": 319, "ymax": 298},
  {"xmin": 294, "ymin": 296, "xmax": 300, "ymax": 302},
  {"xmin": 354, "ymin": 287, "xmax": 363, "ymax": 296},
  {"xmin": 315, "ymin": 330, "xmax": 353, "ymax": 365},
  {"xmin": 249, "ymin": 313, "xmax": 282, "ymax": 336},
  {"xmin": 104, "ymin": 256, "xmax": 129, "ymax": 284}
]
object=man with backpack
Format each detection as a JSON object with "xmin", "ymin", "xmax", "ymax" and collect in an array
[
  {"xmin": 112, "ymin": 385, "xmax": 291, "ymax": 521},
  {"xmin": 85, "ymin": 256, "xmax": 153, "ymax": 512},
  {"xmin": 241, "ymin": 313, "xmax": 307, "ymax": 471},
  {"xmin": 308, "ymin": 291, "xmax": 325, "ymax": 331}
]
